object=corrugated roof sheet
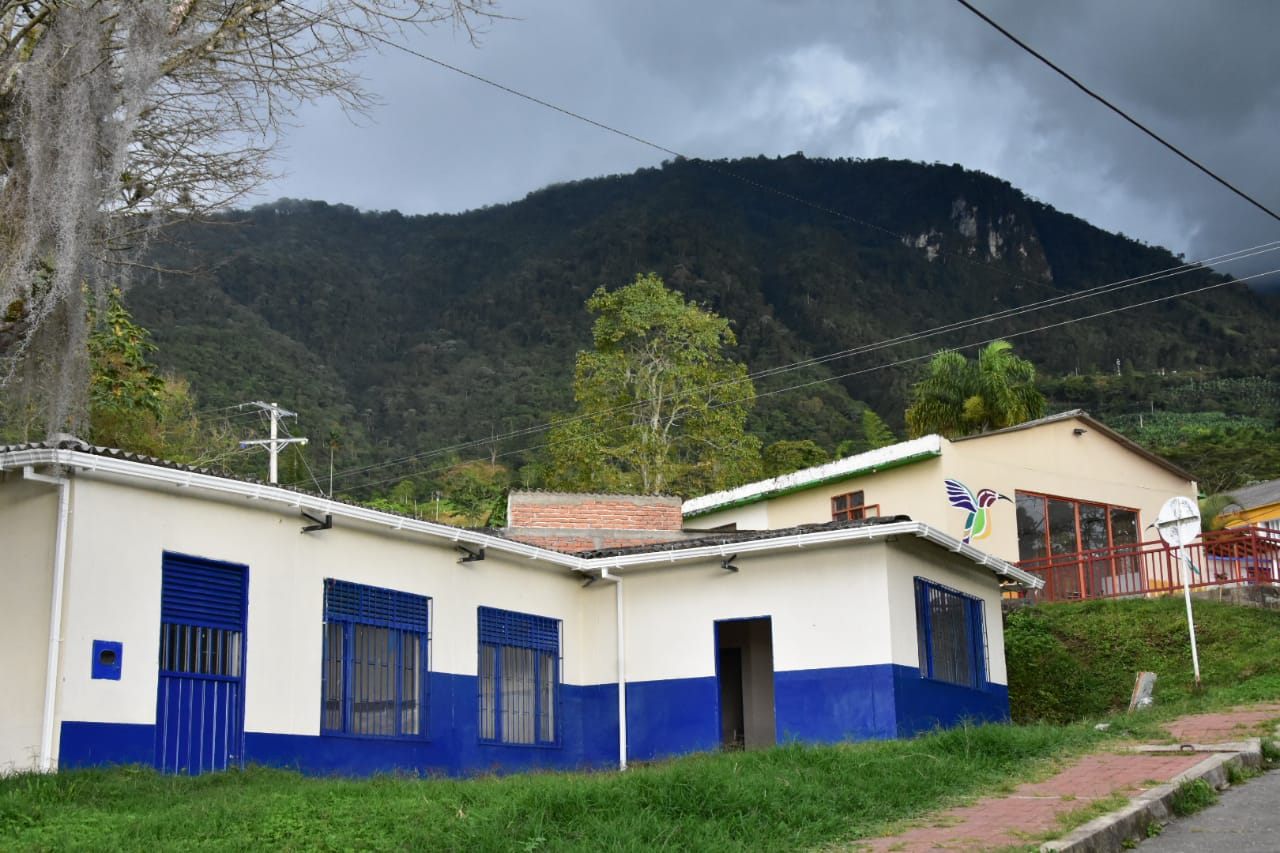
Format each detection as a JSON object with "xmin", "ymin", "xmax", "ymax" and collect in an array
[
  {"xmin": 574, "ymin": 514, "xmax": 914, "ymax": 558},
  {"xmin": 1223, "ymin": 478, "xmax": 1280, "ymax": 512}
]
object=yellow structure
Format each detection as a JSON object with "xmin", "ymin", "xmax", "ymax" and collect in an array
[{"xmin": 1216, "ymin": 478, "xmax": 1280, "ymax": 532}]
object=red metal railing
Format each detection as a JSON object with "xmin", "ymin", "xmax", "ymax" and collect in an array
[{"xmin": 1016, "ymin": 526, "xmax": 1280, "ymax": 602}]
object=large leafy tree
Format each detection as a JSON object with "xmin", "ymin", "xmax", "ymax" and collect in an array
[
  {"xmin": 546, "ymin": 273, "xmax": 761, "ymax": 496},
  {"xmin": 0, "ymin": 0, "xmax": 493, "ymax": 435},
  {"xmin": 905, "ymin": 340, "xmax": 1046, "ymax": 438},
  {"xmin": 84, "ymin": 288, "xmax": 233, "ymax": 463}
]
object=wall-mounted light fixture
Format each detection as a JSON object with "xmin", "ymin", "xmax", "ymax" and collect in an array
[
  {"xmin": 1073, "ymin": 428, "xmax": 1088, "ymax": 436},
  {"xmin": 720, "ymin": 554, "xmax": 739, "ymax": 573},
  {"xmin": 456, "ymin": 544, "xmax": 485, "ymax": 564}
]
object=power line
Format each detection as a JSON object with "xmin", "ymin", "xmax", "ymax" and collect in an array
[
  {"xmin": 749, "ymin": 242, "xmax": 1280, "ymax": 381},
  {"xmin": 749, "ymin": 264, "xmax": 1280, "ymax": 405},
  {"xmin": 316, "ymin": 261, "xmax": 1279, "ymax": 494},
  {"xmin": 954, "ymin": 0, "xmax": 1280, "ymax": 224},
  {"xmin": 341, "ymin": 18, "xmax": 1073, "ymax": 299},
  {"xmin": 316, "ymin": 241, "xmax": 1279, "ymax": 485},
  {"xmin": 299, "ymin": 8, "xmax": 1280, "ymax": 477},
  {"xmin": 279, "ymin": 418, "xmax": 327, "ymax": 495},
  {"xmin": 345, "ymin": 260, "xmax": 1280, "ymax": 495},
  {"xmin": 275, "ymin": 3, "xmax": 1279, "ymax": 491}
]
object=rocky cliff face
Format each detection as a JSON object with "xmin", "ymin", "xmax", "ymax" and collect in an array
[{"xmin": 901, "ymin": 196, "xmax": 1053, "ymax": 283}]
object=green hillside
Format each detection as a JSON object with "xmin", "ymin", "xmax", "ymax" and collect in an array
[
  {"xmin": 128, "ymin": 156, "xmax": 1280, "ymax": 496},
  {"xmin": 1006, "ymin": 597, "xmax": 1280, "ymax": 724}
]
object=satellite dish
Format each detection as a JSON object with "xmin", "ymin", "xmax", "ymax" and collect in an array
[
  {"xmin": 1154, "ymin": 496, "xmax": 1201, "ymax": 548},
  {"xmin": 1153, "ymin": 495, "xmax": 1204, "ymax": 687}
]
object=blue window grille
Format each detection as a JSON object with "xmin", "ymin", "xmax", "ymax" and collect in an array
[
  {"xmin": 914, "ymin": 578, "xmax": 988, "ymax": 689},
  {"xmin": 477, "ymin": 607, "xmax": 560, "ymax": 746},
  {"xmin": 322, "ymin": 579, "xmax": 429, "ymax": 738}
]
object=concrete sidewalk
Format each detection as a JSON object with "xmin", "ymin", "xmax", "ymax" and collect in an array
[{"xmin": 850, "ymin": 703, "xmax": 1280, "ymax": 853}]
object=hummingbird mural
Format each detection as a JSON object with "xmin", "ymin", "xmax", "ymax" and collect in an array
[{"xmin": 944, "ymin": 479, "xmax": 1011, "ymax": 544}]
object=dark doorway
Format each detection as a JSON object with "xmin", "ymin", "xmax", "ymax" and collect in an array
[
  {"xmin": 718, "ymin": 647, "xmax": 745, "ymax": 749},
  {"xmin": 715, "ymin": 618, "xmax": 776, "ymax": 750}
]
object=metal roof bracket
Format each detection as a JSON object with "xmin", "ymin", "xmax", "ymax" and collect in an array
[{"xmin": 301, "ymin": 510, "xmax": 332, "ymax": 533}]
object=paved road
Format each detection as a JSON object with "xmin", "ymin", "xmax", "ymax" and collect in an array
[{"xmin": 1138, "ymin": 767, "xmax": 1280, "ymax": 852}]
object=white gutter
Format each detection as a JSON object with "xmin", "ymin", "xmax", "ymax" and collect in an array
[
  {"xmin": 598, "ymin": 569, "xmax": 627, "ymax": 770},
  {"xmin": 23, "ymin": 467, "xmax": 71, "ymax": 772},
  {"xmin": 0, "ymin": 448, "xmax": 1041, "ymax": 589},
  {"xmin": 0, "ymin": 446, "xmax": 569, "ymax": 567},
  {"xmin": 577, "ymin": 520, "xmax": 1041, "ymax": 588}
]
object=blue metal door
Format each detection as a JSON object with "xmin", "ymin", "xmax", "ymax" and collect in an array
[{"xmin": 155, "ymin": 553, "xmax": 248, "ymax": 774}]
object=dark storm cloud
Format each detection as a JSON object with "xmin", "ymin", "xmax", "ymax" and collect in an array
[{"xmin": 259, "ymin": 1, "xmax": 1280, "ymax": 277}]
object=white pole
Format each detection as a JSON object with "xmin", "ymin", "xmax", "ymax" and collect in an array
[
  {"xmin": 599, "ymin": 569, "xmax": 627, "ymax": 770},
  {"xmin": 29, "ymin": 471, "xmax": 71, "ymax": 772},
  {"xmin": 239, "ymin": 401, "xmax": 306, "ymax": 483},
  {"xmin": 616, "ymin": 574, "xmax": 627, "ymax": 770},
  {"xmin": 1179, "ymin": 542, "xmax": 1202, "ymax": 686},
  {"xmin": 268, "ymin": 402, "xmax": 279, "ymax": 484}
]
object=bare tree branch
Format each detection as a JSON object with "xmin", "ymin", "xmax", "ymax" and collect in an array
[{"xmin": 0, "ymin": 0, "xmax": 497, "ymax": 436}]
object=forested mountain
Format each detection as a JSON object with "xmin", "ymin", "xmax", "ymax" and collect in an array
[{"xmin": 130, "ymin": 155, "xmax": 1280, "ymax": 495}]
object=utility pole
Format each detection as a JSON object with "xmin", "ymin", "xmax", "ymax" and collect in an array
[{"xmin": 239, "ymin": 401, "xmax": 308, "ymax": 484}]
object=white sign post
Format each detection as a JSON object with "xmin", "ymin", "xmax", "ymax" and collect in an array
[{"xmin": 1154, "ymin": 496, "xmax": 1202, "ymax": 687}]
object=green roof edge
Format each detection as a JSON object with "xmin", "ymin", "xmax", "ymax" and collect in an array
[{"xmin": 684, "ymin": 449, "xmax": 942, "ymax": 519}]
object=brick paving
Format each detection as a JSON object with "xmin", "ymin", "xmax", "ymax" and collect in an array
[
  {"xmin": 848, "ymin": 705, "xmax": 1280, "ymax": 853},
  {"xmin": 1162, "ymin": 704, "xmax": 1280, "ymax": 744}
]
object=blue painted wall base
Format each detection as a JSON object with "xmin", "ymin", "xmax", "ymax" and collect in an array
[
  {"xmin": 59, "ymin": 722, "xmax": 154, "ymax": 769},
  {"xmin": 58, "ymin": 664, "xmax": 1008, "ymax": 776}
]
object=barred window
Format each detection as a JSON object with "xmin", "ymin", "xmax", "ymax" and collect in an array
[
  {"xmin": 914, "ymin": 578, "xmax": 988, "ymax": 689},
  {"xmin": 478, "ymin": 607, "xmax": 560, "ymax": 746},
  {"xmin": 322, "ymin": 579, "xmax": 429, "ymax": 738}
]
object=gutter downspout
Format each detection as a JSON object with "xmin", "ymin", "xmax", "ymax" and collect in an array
[
  {"xmin": 599, "ymin": 569, "xmax": 626, "ymax": 770},
  {"xmin": 25, "ymin": 467, "xmax": 71, "ymax": 773}
]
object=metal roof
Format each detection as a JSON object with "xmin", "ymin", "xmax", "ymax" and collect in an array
[
  {"xmin": 1222, "ymin": 478, "xmax": 1280, "ymax": 512},
  {"xmin": 0, "ymin": 442, "xmax": 1038, "ymax": 587}
]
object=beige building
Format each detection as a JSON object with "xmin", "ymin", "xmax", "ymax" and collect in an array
[{"xmin": 685, "ymin": 411, "xmax": 1197, "ymax": 574}]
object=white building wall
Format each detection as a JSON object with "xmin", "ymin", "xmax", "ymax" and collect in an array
[
  {"xmin": 618, "ymin": 540, "xmax": 896, "ymax": 681},
  {"xmin": 883, "ymin": 539, "xmax": 1008, "ymax": 684},
  {"xmin": 51, "ymin": 478, "xmax": 604, "ymax": 760},
  {"xmin": 0, "ymin": 478, "xmax": 59, "ymax": 773},
  {"xmin": 13, "ymin": 462, "xmax": 1017, "ymax": 772},
  {"xmin": 685, "ymin": 501, "xmax": 770, "ymax": 532}
]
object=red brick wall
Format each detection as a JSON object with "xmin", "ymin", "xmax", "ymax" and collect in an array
[
  {"xmin": 505, "ymin": 491, "xmax": 687, "ymax": 553},
  {"xmin": 507, "ymin": 493, "xmax": 683, "ymax": 531}
]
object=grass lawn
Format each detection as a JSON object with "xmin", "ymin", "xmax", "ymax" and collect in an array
[
  {"xmin": 4, "ymin": 597, "xmax": 1280, "ymax": 851},
  {"xmin": 1, "ymin": 722, "xmax": 1122, "ymax": 852}
]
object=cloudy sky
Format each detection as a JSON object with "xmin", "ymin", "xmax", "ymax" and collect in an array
[{"xmin": 257, "ymin": 0, "xmax": 1280, "ymax": 279}]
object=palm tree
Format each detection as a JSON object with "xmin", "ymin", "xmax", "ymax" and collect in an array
[
  {"xmin": 905, "ymin": 340, "xmax": 1046, "ymax": 438},
  {"xmin": 1198, "ymin": 492, "xmax": 1240, "ymax": 533}
]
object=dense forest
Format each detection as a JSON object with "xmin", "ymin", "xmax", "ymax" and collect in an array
[{"xmin": 126, "ymin": 155, "xmax": 1280, "ymax": 501}]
